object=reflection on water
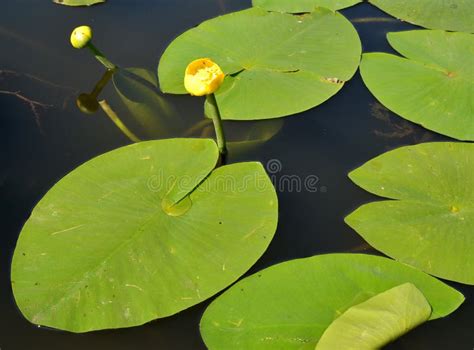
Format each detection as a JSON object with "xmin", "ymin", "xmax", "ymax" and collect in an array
[
  {"xmin": 79, "ymin": 63, "xmax": 284, "ymax": 152},
  {"xmin": 0, "ymin": 1, "xmax": 472, "ymax": 349},
  {"xmin": 112, "ymin": 67, "xmax": 179, "ymax": 137}
]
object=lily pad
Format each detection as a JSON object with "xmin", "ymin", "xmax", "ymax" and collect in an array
[
  {"xmin": 369, "ymin": 0, "xmax": 474, "ymax": 33},
  {"xmin": 11, "ymin": 138, "xmax": 278, "ymax": 332},
  {"xmin": 361, "ymin": 30, "xmax": 474, "ymax": 141},
  {"xmin": 53, "ymin": 0, "xmax": 105, "ymax": 6},
  {"xmin": 346, "ymin": 142, "xmax": 474, "ymax": 285},
  {"xmin": 253, "ymin": 0, "xmax": 361, "ymax": 13},
  {"xmin": 158, "ymin": 7, "xmax": 361, "ymax": 120},
  {"xmin": 316, "ymin": 283, "xmax": 431, "ymax": 349},
  {"xmin": 200, "ymin": 254, "xmax": 463, "ymax": 350}
]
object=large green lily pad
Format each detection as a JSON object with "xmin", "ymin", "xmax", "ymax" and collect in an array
[
  {"xmin": 158, "ymin": 7, "xmax": 361, "ymax": 120},
  {"xmin": 200, "ymin": 254, "xmax": 463, "ymax": 350},
  {"xmin": 370, "ymin": 0, "xmax": 474, "ymax": 33},
  {"xmin": 361, "ymin": 30, "xmax": 474, "ymax": 141},
  {"xmin": 346, "ymin": 142, "xmax": 474, "ymax": 285},
  {"xmin": 316, "ymin": 283, "xmax": 431, "ymax": 349},
  {"xmin": 253, "ymin": 0, "xmax": 361, "ymax": 12},
  {"xmin": 11, "ymin": 138, "xmax": 278, "ymax": 332}
]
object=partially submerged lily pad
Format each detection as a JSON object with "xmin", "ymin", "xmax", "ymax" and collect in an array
[
  {"xmin": 158, "ymin": 7, "xmax": 361, "ymax": 120},
  {"xmin": 11, "ymin": 138, "xmax": 278, "ymax": 332},
  {"xmin": 370, "ymin": 0, "xmax": 474, "ymax": 33},
  {"xmin": 200, "ymin": 254, "xmax": 463, "ymax": 350},
  {"xmin": 316, "ymin": 283, "xmax": 432, "ymax": 349},
  {"xmin": 253, "ymin": 0, "xmax": 361, "ymax": 13},
  {"xmin": 53, "ymin": 0, "xmax": 105, "ymax": 6},
  {"xmin": 361, "ymin": 30, "xmax": 474, "ymax": 141},
  {"xmin": 346, "ymin": 142, "xmax": 474, "ymax": 285}
]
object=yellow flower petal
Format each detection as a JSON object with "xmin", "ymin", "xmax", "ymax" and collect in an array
[{"xmin": 184, "ymin": 58, "xmax": 225, "ymax": 96}]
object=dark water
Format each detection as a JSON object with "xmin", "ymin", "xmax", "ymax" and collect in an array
[{"xmin": 1, "ymin": 1, "xmax": 472, "ymax": 349}]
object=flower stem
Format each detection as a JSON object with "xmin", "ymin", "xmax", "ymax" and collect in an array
[
  {"xmin": 86, "ymin": 42, "xmax": 117, "ymax": 71},
  {"xmin": 206, "ymin": 93, "xmax": 227, "ymax": 156}
]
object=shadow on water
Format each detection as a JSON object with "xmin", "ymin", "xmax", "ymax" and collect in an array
[{"xmin": 0, "ymin": 1, "xmax": 472, "ymax": 349}]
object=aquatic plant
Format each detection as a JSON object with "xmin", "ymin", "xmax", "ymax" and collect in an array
[
  {"xmin": 369, "ymin": 0, "xmax": 474, "ymax": 33},
  {"xmin": 200, "ymin": 254, "xmax": 463, "ymax": 349},
  {"xmin": 158, "ymin": 7, "xmax": 361, "ymax": 120},
  {"xmin": 361, "ymin": 30, "xmax": 474, "ymax": 141},
  {"xmin": 253, "ymin": 0, "xmax": 361, "ymax": 12},
  {"xmin": 8, "ymin": 2, "xmax": 472, "ymax": 347},
  {"xmin": 53, "ymin": 0, "xmax": 105, "ymax": 7},
  {"xmin": 11, "ymin": 139, "xmax": 278, "ymax": 332},
  {"xmin": 316, "ymin": 283, "xmax": 432, "ymax": 349},
  {"xmin": 346, "ymin": 142, "xmax": 474, "ymax": 285}
]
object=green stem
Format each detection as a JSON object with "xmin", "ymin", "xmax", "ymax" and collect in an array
[
  {"xmin": 86, "ymin": 42, "xmax": 117, "ymax": 70},
  {"xmin": 206, "ymin": 93, "xmax": 227, "ymax": 156}
]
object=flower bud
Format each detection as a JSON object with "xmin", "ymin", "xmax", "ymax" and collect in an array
[{"xmin": 70, "ymin": 25, "xmax": 93, "ymax": 49}]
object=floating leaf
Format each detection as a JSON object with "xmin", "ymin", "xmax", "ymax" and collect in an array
[
  {"xmin": 11, "ymin": 139, "xmax": 278, "ymax": 332},
  {"xmin": 346, "ymin": 142, "xmax": 474, "ymax": 285},
  {"xmin": 53, "ymin": 0, "xmax": 105, "ymax": 6},
  {"xmin": 113, "ymin": 67, "xmax": 180, "ymax": 138},
  {"xmin": 361, "ymin": 30, "xmax": 474, "ymax": 141},
  {"xmin": 316, "ymin": 283, "xmax": 431, "ymax": 349},
  {"xmin": 369, "ymin": 0, "xmax": 474, "ymax": 33},
  {"xmin": 253, "ymin": 0, "xmax": 361, "ymax": 13},
  {"xmin": 200, "ymin": 254, "xmax": 463, "ymax": 350},
  {"xmin": 158, "ymin": 8, "xmax": 361, "ymax": 120}
]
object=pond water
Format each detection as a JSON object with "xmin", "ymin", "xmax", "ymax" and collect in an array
[{"xmin": 1, "ymin": 0, "xmax": 472, "ymax": 349}]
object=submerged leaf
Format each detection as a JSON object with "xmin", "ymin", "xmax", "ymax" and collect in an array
[
  {"xmin": 200, "ymin": 254, "xmax": 463, "ymax": 350},
  {"xmin": 316, "ymin": 283, "xmax": 431, "ymax": 349},
  {"xmin": 369, "ymin": 0, "xmax": 474, "ymax": 33},
  {"xmin": 158, "ymin": 8, "xmax": 361, "ymax": 120},
  {"xmin": 361, "ymin": 30, "xmax": 474, "ymax": 141},
  {"xmin": 11, "ymin": 139, "xmax": 278, "ymax": 332},
  {"xmin": 346, "ymin": 142, "xmax": 474, "ymax": 285},
  {"xmin": 113, "ymin": 67, "xmax": 180, "ymax": 138},
  {"xmin": 253, "ymin": 0, "xmax": 361, "ymax": 12}
]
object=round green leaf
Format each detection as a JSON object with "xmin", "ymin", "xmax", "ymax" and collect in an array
[
  {"xmin": 369, "ymin": 0, "xmax": 474, "ymax": 33},
  {"xmin": 158, "ymin": 8, "xmax": 361, "ymax": 120},
  {"xmin": 316, "ymin": 283, "xmax": 431, "ymax": 349},
  {"xmin": 200, "ymin": 254, "xmax": 464, "ymax": 350},
  {"xmin": 346, "ymin": 142, "xmax": 474, "ymax": 285},
  {"xmin": 361, "ymin": 30, "xmax": 474, "ymax": 141},
  {"xmin": 253, "ymin": 0, "xmax": 361, "ymax": 12},
  {"xmin": 11, "ymin": 138, "xmax": 278, "ymax": 332}
]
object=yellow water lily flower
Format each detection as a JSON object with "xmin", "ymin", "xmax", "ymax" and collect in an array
[
  {"xmin": 70, "ymin": 25, "xmax": 93, "ymax": 49},
  {"xmin": 184, "ymin": 58, "xmax": 225, "ymax": 96}
]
